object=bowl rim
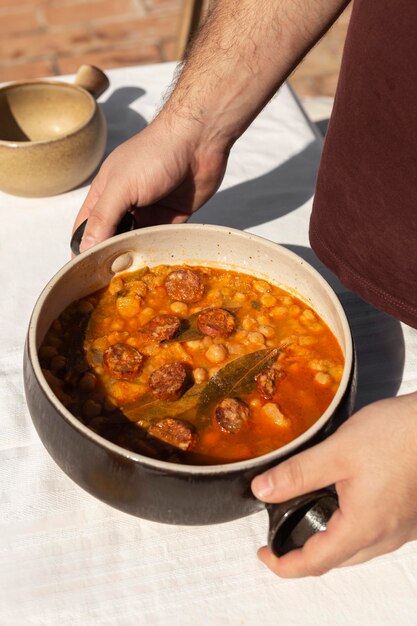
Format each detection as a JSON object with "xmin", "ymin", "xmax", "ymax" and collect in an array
[
  {"xmin": 27, "ymin": 223, "xmax": 354, "ymax": 475},
  {"xmin": 0, "ymin": 79, "xmax": 97, "ymax": 147}
]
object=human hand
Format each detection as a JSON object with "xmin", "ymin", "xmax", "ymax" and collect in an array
[
  {"xmin": 72, "ymin": 113, "xmax": 229, "ymax": 252},
  {"xmin": 251, "ymin": 392, "xmax": 417, "ymax": 577}
]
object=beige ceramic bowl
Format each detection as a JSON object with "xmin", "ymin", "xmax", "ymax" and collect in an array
[{"xmin": 0, "ymin": 65, "xmax": 109, "ymax": 197}]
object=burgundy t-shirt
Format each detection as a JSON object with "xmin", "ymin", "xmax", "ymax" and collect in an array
[{"xmin": 309, "ymin": 0, "xmax": 417, "ymax": 328}]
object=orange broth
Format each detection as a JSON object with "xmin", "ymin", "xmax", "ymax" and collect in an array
[{"xmin": 39, "ymin": 264, "xmax": 344, "ymax": 465}]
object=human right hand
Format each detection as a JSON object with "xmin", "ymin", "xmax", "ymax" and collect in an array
[
  {"xmin": 252, "ymin": 392, "xmax": 417, "ymax": 577},
  {"xmin": 72, "ymin": 113, "xmax": 229, "ymax": 252}
]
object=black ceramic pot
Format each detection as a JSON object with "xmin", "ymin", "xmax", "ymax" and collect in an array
[{"xmin": 24, "ymin": 224, "xmax": 356, "ymax": 556}]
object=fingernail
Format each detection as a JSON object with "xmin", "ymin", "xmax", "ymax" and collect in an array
[
  {"xmin": 253, "ymin": 473, "xmax": 274, "ymax": 498},
  {"xmin": 80, "ymin": 235, "xmax": 97, "ymax": 252}
]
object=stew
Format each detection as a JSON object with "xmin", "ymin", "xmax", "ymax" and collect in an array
[{"xmin": 39, "ymin": 264, "xmax": 344, "ymax": 465}]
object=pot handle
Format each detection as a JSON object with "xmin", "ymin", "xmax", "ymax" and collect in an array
[
  {"xmin": 75, "ymin": 64, "xmax": 110, "ymax": 100},
  {"xmin": 266, "ymin": 487, "xmax": 338, "ymax": 556},
  {"xmin": 70, "ymin": 213, "xmax": 136, "ymax": 256}
]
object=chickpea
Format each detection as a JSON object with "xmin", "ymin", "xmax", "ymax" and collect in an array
[
  {"xmin": 302, "ymin": 309, "xmax": 316, "ymax": 321},
  {"xmin": 51, "ymin": 319, "xmax": 62, "ymax": 333},
  {"xmin": 186, "ymin": 340, "xmax": 203, "ymax": 351},
  {"xmin": 170, "ymin": 301, "xmax": 189, "ymax": 316},
  {"xmin": 108, "ymin": 277, "xmax": 124, "ymax": 295},
  {"xmin": 289, "ymin": 304, "xmax": 301, "ymax": 317},
  {"xmin": 330, "ymin": 365, "xmax": 344, "ymax": 383},
  {"xmin": 110, "ymin": 319, "xmax": 125, "ymax": 331},
  {"xmin": 314, "ymin": 372, "xmax": 332, "ymax": 386},
  {"xmin": 50, "ymin": 355, "xmax": 67, "ymax": 374},
  {"xmin": 128, "ymin": 280, "xmax": 148, "ymax": 297},
  {"xmin": 258, "ymin": 324, "xmax": 275, "ymax": 339},
  {"xmin": 242, "ymin": 316, "xmax": 256, "ymax": 331},
  {"xmin": 205, "ymin": 343, "xmax": 228, "ymax": 363},
  {"xmin": 261, "ymin": 402, "xmax": 288, "ymax": 427},
  {"xmin": 141, "ymin": 343, "xmax": 159, "ymax": 357},
  {"xmin": 248, "ymin": 332, "xmax": 265, "ymax": 345},
  {"xmin": 270, "ymin": 306, "xmax": 287, "ymax": 319},
  {"xmin": 116, "ymin": 294, "xmax": 141, "ymax": 318},
  {"xmin": 92, "ymin": 337, "xmax": 110, "ymax": 351},
  {"xmin": 107, "ymin": 331, "xmax": 128, "ymax": 345},
  {"xmin": 82, "ymin": 399, "xmax": 102, "ymax": 419},
  {"xmin": 77, "ymin": 300, "xmax": 94, "ymax": 314},
  {"xmin": 46, "ymin": 334, "xmax": 63, "ymax": 349},
  {"xmin": 233, "ymin": 292, "xmax": 246, "ymax": 304},
  {"xmin": 202, "ymin": 336, "xmax": 213, "ymax": 348},
  {"xmin": 103, "ymin": 397, "xmax": 118, "ymax": 412},
  {"xmin": 39, "ymin": 345, "xmax": 58, "ymax": 361},
  {"xmin": 128, "ymin": 319, "xmax": 138, "ymax": 331},
  {"xmin": 88, "ymin": 416, "xmax": 107, "ymax": 433},
  {"xmin": 309, "ymin": 358, "xmax": 332, "ymax": 372},
  {"xmin": 153, "ymin": 275, "xmax": 165, "ymax": 287},
  {"xmin": 193, "ymin": 367, "xmax": 208, "ymax": 384},
  {"xmin": 79, "ymin": 372, "xmax": 97, "ymax": 393},
  {"xmin": 299, "ymin": 335, "xmax": 316, "ymax": 346},
  {"xmin": 253, "ymin": 280, "xmax": 270, "ymax": 294},
  {"xmin": 260, "ymin": 293, "xmax": 277, "ymax": 307},
  {"xmin": 310, "ymin": 322, "xmax": 324, "ymax": 334},
  {"xmin": 228, "ymin": 343, "xmax": 245, "ymax": 356},
  {"xmin": 138, "ymin": 307, "xmax": 155, "ymax": 325}
]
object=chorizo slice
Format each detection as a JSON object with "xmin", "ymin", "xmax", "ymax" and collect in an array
[
  {"xmin": 255, "ymin": 368, "xmax": 277, "ymax": 400},
  {"xmin": 143, "ymin": 314, "xmax": 181, "ymax": 341},
  {"xmin": 148, "ymin": 362, "xmax": 192, "ymax": 400},
  {"xmin": 215, "ymin": 397, "xmax": 250, "ymax": 434},
  {"xmin": 148, "ymin": 417, "xmax": 196, "ymax": 451},
  {"xmin": 164, "ymin": 268, "xmax": 204, "ymax": 303},
  {"xmin": 197, "ymin": 308, "xmax": 236, "ymax": 337},
  {"xmin": 103, "ymin": 343, "xmax": 144, "ymax": 379}
]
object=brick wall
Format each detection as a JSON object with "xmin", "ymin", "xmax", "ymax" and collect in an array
[
  {"xmin": 0, "ymin": 0, "xmax": 351, "ymax": 97},
  {"xmin": 0, "ymin": 0, "xmax": 183, "ymax": 82}
]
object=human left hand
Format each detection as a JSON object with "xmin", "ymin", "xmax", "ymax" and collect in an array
[{"xmin": 251, "ymin": 392, "xmax": 417, "ymax": 577}]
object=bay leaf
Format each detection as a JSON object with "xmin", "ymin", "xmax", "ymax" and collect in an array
[
  {"xmin": 122, "ymin": 382, "xmax": 206, "ymax": 424},
  {"xmin": 196, "ymin": 347, "xmax": 280, "ymax": 420}
]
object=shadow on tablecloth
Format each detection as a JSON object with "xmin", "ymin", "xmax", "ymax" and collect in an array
[{"xmin": 190, "ymin": 142, "xmax": 320, "ymax": 229}]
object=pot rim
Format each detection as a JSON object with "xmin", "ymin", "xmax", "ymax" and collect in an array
[
  {"xmin": 27, "ymin": 223, "xmax": 354, "ymax": 475},
  {"xmin": 0, "ymin": 80, "xmax": 97, "ymax": 148}
]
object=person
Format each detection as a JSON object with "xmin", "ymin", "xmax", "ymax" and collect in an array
[{"xmin": 72, "ymin": 0, "xmax": 417, "ymax": 578}]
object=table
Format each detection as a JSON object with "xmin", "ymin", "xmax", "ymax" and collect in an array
[{"xmin": 1, "ymin": 62, "xmax": 417, "ymax": 625}]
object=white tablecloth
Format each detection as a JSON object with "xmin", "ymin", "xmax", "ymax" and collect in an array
[{"xmin": 1, "ymin": 62, "xmax": 417, "ymax": 626}]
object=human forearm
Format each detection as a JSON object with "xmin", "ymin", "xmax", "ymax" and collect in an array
[{"xmin": 163, "ymin": 0, "xmax": 350, "ymax": 148}]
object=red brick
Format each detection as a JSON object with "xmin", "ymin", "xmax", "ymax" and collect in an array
[
  {"xmin": 146, "ymin": 0, "xmax": 183, "ymax": 15},
  {"xmin": 0, "ymin": 59, "xmax": 55, "ymax": 83},
  {"xmin": 160, "ymin": 38, "xmax": 178, "ymax": 62},
  {"xmin": 0, "ymin": 27, "xmax": 92, "ymax": 60},
  {"xmin": 0, "ymin": 7, "xmax": 40, "ymax": 35},
  {"xmin": 57, "ymin": 43, "xmax": 162, "ymax": 74},
  {"xmin": 44, "ymin": 0, "xmax": 135, "ymax": 26},
  {"xmin": 93, "ymin": 15, "xmax": 179, "ymax": 44},
  {"xmin": 0, "ymin": 0, "xmax": 49, "ymax": 4}
]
